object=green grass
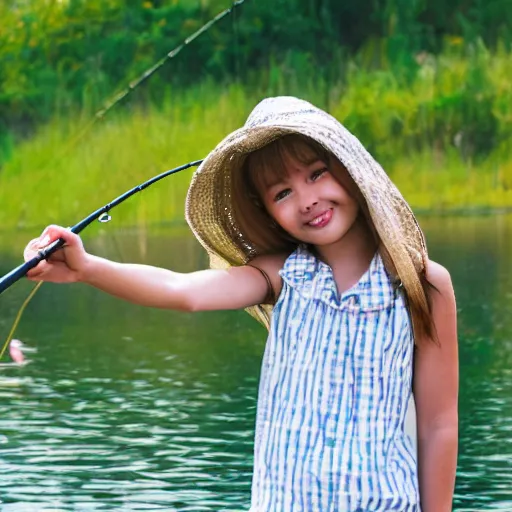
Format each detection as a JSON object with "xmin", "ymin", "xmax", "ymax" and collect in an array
[
  {"xmin": 0, "ymin": 83, "xmax": 250, "ymax": 229},
  {"xmin": 1, "ymin": 45, "xmax": 511, "ymax": 231}
]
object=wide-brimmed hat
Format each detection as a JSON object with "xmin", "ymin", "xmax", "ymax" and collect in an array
[{"xmin": 185, "ymin": 96, "xmax": 427, "ymax": 329}]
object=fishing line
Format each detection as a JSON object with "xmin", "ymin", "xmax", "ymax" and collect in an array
[
  {"xmin": 1, "ymin": 0, "xmax": 247, "ymax": 360},
  {"xmin": 0, "ymin": 282, "xmax": 43, "ymax": 361}
]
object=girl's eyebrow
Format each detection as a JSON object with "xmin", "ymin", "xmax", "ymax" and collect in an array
[
  {"xmin": 309, "ymin": 158, "xmax": 328, "ymax": 167},
  {"xmin": 296, "ymin": 158, "xmax": 327, "ymax": 169}
]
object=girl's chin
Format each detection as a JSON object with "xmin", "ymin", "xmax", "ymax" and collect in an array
[
  {"xmin": 302, "ymin": 232, "xmax": 344, "ymax": 247},
  {"xmin": 302, "ymin": 223, "xmax": 354, "ymax": 246}
]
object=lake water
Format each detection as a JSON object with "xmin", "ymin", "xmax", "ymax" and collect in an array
[{"xmin": 0, "ymin": 215, "xmax": 511, "ymax": 511}]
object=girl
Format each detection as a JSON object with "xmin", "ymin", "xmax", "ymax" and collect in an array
[{"xmin": 24, "ymin": 96, "xmax": 458, "ymax": 511}]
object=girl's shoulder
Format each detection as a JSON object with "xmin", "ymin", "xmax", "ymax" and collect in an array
[
  {"xmin": 249, "ymin": 246, "xmax": 321, "ymax": 303},
  {"xmin": 248, "ymin": 251, "xmax": 291, "ymax": 300},
  {"xmin": 250, "ymin": 245, "xmax": 313, "ymax": 279},
  {"xmin": 425, "ymin": 258, "xmax": 454, "ymax": 296}
]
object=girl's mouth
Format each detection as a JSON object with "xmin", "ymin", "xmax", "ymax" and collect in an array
[{"xmin": 307, "ymin": 209, "xmax": 333, "ymax": 228}]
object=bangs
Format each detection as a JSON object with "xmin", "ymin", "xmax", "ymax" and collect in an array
[{"xmin": 245, "ymin": 134, "xmax": 331, "ymax": 193}]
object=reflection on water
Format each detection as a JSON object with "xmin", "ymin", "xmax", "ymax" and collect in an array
[{"xmin": 0, "ymin": 216, "xmax": 512, "ymax": 510}]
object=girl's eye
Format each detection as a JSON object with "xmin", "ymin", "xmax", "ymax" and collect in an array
[
  {"xmin": 274, "ymin": 189, "xmax": 291, "ymax": 202},
  {"xmin": 311, "ymin": 168, "xmax": 327, "ymax": 181}
]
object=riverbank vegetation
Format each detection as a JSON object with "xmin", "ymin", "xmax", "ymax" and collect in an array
[{"xmin": 0, "ymin": 0, "xmax": 511, "ymax": 228}]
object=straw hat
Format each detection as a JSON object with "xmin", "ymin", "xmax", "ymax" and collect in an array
[{"xmin": 185, "ymin": 96, "xmax": 427, "ymax": 329}]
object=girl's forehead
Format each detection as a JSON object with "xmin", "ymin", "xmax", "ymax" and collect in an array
[
  {"xmin": 283, "ymin": 141, "xmax": 323, "ymax": 164},
  {"xmin": 257, "ymin": 147, "xmax": 325, "ymax": 184},
  {"xmin": 270, "ymin": 154, "xmax": 323, "ymax": 182}
]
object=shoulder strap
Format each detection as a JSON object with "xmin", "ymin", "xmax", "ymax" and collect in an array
[{"xmin": 247, "ymin": 264, "xmax": 276, "ymax": 305}]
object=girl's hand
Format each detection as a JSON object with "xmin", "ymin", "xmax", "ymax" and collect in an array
[{"xmin": 24, "ymin": 225, "xmax": 89, "ymax": 283}]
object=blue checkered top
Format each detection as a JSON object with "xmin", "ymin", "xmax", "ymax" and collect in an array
[{"xmin": 250, "ymin": 245, "xmax": 419, "ymax": 511}]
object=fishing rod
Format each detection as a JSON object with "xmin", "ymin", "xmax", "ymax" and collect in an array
[
  {"xmin": 0, "ymin": 159, "xmax": 202, "ymax": 296},
  {"xmin": 0, "ymin": 0, "xmax": 246, "ymax": 359}
]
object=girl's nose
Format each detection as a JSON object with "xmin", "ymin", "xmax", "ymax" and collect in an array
[
  {"xmin": 301, "ymin": 198, "xmax": 318, "ymax": 213},
  {"xmin": 296, "ymin": 183, "xmax": 319, "ymax": 213}
]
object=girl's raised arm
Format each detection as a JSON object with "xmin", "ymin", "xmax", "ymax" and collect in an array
[{"xmin": 24, "ymin": 225, "xmax": 284, "ymax": 312}]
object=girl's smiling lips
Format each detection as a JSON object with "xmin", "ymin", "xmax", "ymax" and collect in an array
[{"xmin": 306, "ymin": 208, "xmax": 333, "ymax": 228}]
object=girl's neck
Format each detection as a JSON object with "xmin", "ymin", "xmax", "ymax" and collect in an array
[{"xmin": 312, "ymin": 216, "xmax": 377, "ymax": 291}]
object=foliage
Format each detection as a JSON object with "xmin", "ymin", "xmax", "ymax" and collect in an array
[
  {"xmin": 334, "ymin": 41, "xmax": 511, "ymax": 164},
  {"xmin": 1, "ymin": 0, "xmax": 511, "ymax": 151}
]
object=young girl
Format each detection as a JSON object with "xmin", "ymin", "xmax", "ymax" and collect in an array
[{"xmin": 24, "ymin": 96, "xmax": 458, "ymax": 511}]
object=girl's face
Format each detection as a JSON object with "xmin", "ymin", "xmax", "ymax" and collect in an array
[{"xmin": 255, "ymin": 153, "xmax": 360, "ymax": 249}]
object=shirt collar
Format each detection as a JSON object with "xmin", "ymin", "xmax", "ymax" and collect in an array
[{"xmin": 279, "ymin": 245, "xmax": 398, "ymax": 311}]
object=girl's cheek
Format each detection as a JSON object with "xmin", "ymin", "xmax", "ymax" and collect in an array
[
  {"xmin": 271, "ymin": 204, "xmax": 289, "ymax": 225},
  {"xmin": 265, "ymin": 201, "xmax": 278, "ymax": 218}
]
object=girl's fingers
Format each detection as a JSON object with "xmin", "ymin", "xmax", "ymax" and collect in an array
[
  {"xmin": 23, "ymin": 238, "xmax": 50, "ymax": 266},
  {"xmin": 23, "ymin": 228, "xmax": 68, "ymax": 269},
  {"xmin": 43, "ymin": 225, "xmax": 79, "ymax": 247},
  {"xmin": 26, "ymin": 260, "xmax": 51, "ymax": 278},
  {"xmin": 26, "ymin": 259, "xmax": 54, "ymax": 279},
  {"xmin": 27, "ymin": 260, "xmax": 77, "ymax": 283},
  {"xmin": 23, "ymin": 238, "xmax": 40, "ymax": 260},
  {"xmin": 25, "ymin": 226, "xmax": 78, "ymax": 260},
  {"xmin": 48, "ymin": 251, "xmax": 66, "ymax": 262},
  {"xmin": 24, "ymin": 234, "xmax": 64, "ymax": 262}
]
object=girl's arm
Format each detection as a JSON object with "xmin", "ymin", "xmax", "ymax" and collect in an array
[
  {"xmin": 24, "ymin": 225, "xmax": 285, "ymax": 311},
  {"xmin": 413, "ymin": 260, "xmax": 459, "ymax": 512}
]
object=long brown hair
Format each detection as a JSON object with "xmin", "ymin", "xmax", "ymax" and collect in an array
[{"xmin": 231, "ymin": 133, "xmax": 436, "ymax": 344}]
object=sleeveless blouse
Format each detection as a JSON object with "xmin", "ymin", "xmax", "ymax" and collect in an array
[{"xmin": 250, "ymin": 246, "xmax": 419, "ymax": 511}]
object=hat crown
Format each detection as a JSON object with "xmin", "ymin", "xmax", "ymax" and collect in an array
[{"xmin": 245, "ymin": 96, "xmax": 325, "ymax": 129}]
